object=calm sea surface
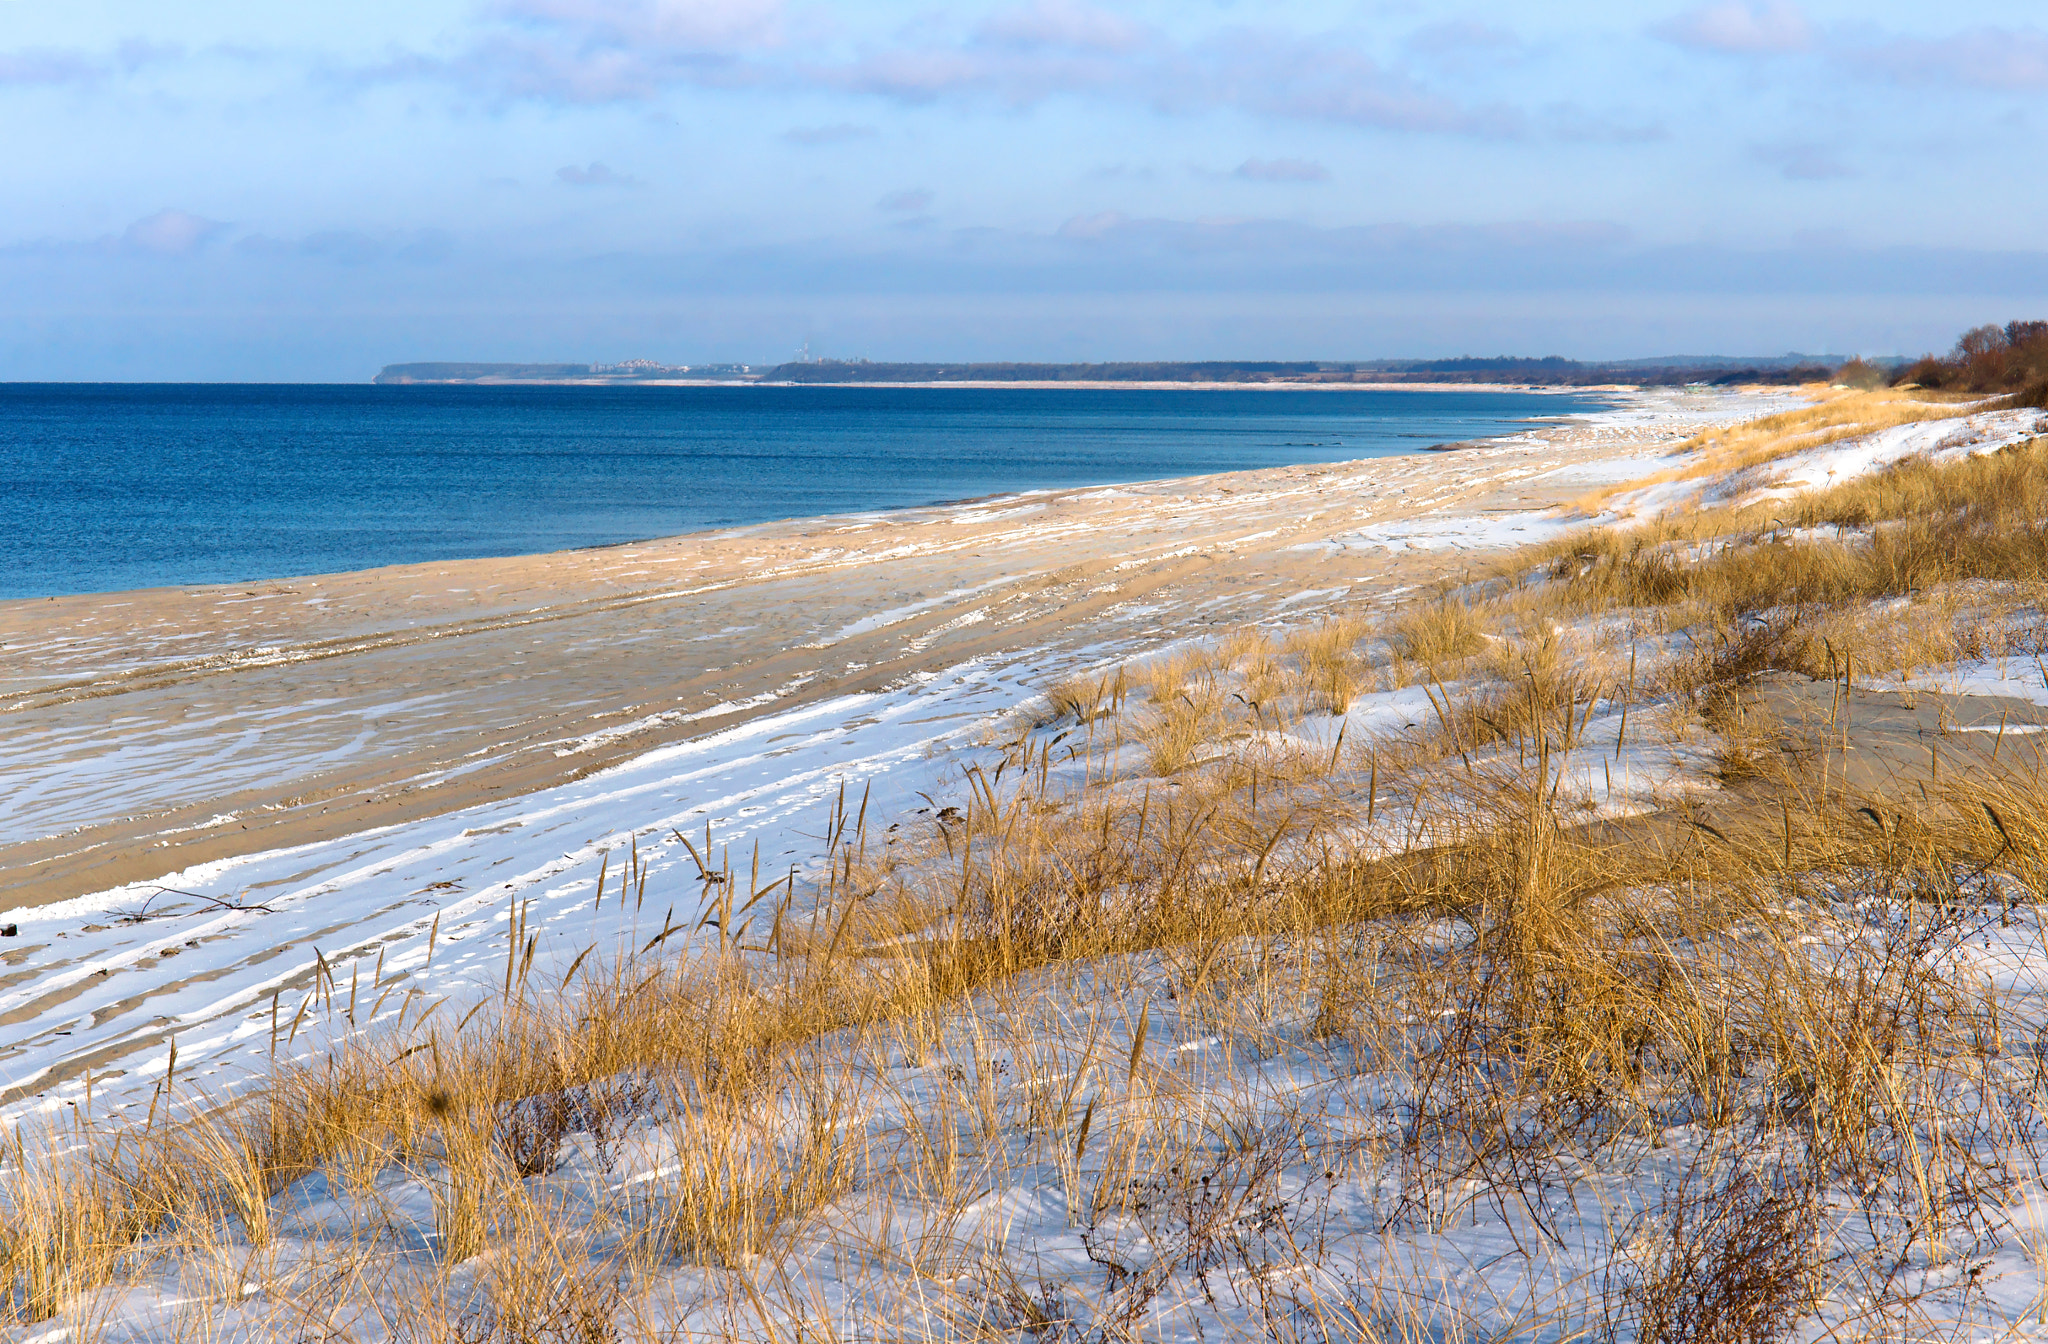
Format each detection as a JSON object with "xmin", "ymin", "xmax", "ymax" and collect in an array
[{"xmin": 0, "ymin": 384, "xmax": 1614, "ymax": 600}]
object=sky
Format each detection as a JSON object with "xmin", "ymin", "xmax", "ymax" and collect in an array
[{"xmin": 2, "ymin": 0, "xmax": 2045, "ymax": 379}]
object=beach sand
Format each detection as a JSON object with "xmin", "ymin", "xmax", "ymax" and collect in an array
[
  {"xmin": 0, "ymin": 385, "xmax": 1793, "ymax": 1111},
  {"xmin": 0, "ymin": 388, "xmax": 1755, "ymax": 911}
]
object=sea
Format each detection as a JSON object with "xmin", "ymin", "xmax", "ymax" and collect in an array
[{"xmin": 0, "ymin": 383, "xmax": 1616, "ymax": 600}]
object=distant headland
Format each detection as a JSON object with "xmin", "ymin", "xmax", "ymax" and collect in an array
[{"xmin": 374, "ymin": 354, "xmax": 1855, "ymax": 389}]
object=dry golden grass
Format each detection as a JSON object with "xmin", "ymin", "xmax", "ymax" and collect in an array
[
  {"xmin": 14, "ymin": 738, "xmax": 2048, "ymax": 1337},
  {"xmin": 1284, "ymin": 615, "xmax": 1367, "ymax": 714},
  {"xmin": 17, "ymin": 423, "xmax": 2048, "ymax": 1341},
  {"xmin": 1043, "ymin": 669, "xmax": 1120, "ymax": 724},
  {"xmin": 1516, "ymin": 435, "xmax": 2048, "ymax": 685},
  {"xmin": 1390, "ymin": 599, "xmax": 1484, "ymax": 672},
  {"xmin": 1573, "ymin": 387, "xmax": 1985, "ymax": 514}
]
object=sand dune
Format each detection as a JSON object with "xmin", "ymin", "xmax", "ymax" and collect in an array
[{"xmin": 0, "ymin": 386, "xmax": 1798, "ymax": 1119}]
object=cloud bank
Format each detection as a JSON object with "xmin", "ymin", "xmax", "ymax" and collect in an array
[{"xmin": 1654, "ymin": 2, "xmax": 1814, "ymax": 54}]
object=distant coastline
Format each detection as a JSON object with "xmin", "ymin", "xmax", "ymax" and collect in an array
[
  {"xmin": 375, "ymin": 354, "xmax": 1849, "ymax": 390},
  {"xmin": 374, "ymin": 375, "xmax": 1632, "ymax": 394}
]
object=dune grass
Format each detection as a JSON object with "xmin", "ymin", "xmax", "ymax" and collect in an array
[
  {"xmin": 1572, "ymin": 387, "xmax": 1992, "ymax": 516},
  {"xmin": 11, "ymin": 412, "xmax": 2048, "ymax": 1340}
]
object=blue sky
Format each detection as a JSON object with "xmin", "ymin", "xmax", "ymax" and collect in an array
[{"xmin": 2, "ymin": 0, "xmax": 2044, "ymax": 378}]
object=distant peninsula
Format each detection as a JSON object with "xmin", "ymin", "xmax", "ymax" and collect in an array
[{"xmin": 375, "ymin": 354, "xmax": 1851, "ymax": 388}]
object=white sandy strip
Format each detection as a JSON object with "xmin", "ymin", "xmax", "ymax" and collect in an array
[
  {"xmin": 1295, "ymin": 509, "xmax": 1584, "ymax": 554},
  {"xmin": 1611, "ymin": 406, "xmax": 2048, "ymax": 518},
  {"xmin": 1894, "ymin": 656, "xmax": 2048, "ymax": 705},
  {"xmin": 0, "ymin": 692, "xmax": 466, "ymax": 850},
  {"xmin": 0, "ymin": 654, "xmax": 1080, "ymax": 1126},
  {"xmin": 1737, "ymin": 407, "xmax": 2048, "ymax": 508}
]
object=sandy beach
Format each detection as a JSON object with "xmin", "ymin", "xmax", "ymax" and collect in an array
[
  {"xmin": 0, "ymin": 385, "xmax": 1790, "ymax": 1113},
  {"xmin": 0, "ymin": 388, "xmax": 1766, "ymax": 908},
  {"xmin": 21, "ymin": 379, "xmax": 2048, "ymax": 1339}
]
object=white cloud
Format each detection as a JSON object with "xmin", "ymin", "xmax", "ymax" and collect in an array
[
  {"xmin": 394, "ymin": 7, "xmax": 1518, "ymax": 138},
  {"xmin": 784, "ymin": 122, "xmax": 876, "ymax": 145},
  {"xmin": 1654, "ymin": 2, "xmax": 1813, "ymax": 54},
  {"xmin": 490, "ymin": 0, "xmax": 783, "ymax": 48},
  {"xmin": 1234, "ymin": 158, "xmax": 1329, "ymax": 183},
  {"xmin": 1170, "ymin": 32, "xmax": 1521, "ymax": 136},
  {"xmin": 1403, "ymin": 20, "xmax": 1527, "ymax": 70},
  {"xmin": 122, "ymin": 209, "xmax": 227, "ymax": 255},
  {"xmin": 434, "ymin": 0, "xmax": 785, "ymax": 103},
  {"xmin": 1749, "ymin": 140, "xmax": 1853, "ymax": 180},
  {"xmin": 976, "ymin": 1, "xmax": 1151, "ymax": 55},
  {"xmin": 1849, "ymin": 28, "xmax": 2048, "ymax": 91},
  {"xmin": 877, "ymin": 188, "xmax": 934, "ymax": 213},
  {"xmin": 1056, "ymin": 211, "xmax": 1127, "ymax": 239},
  {"xmin": 0, "ymin": 47, "xmax": 99, "ymax": 85},
  {"xmin": 557, "ymin": 161, "xmax": 638, "ymax": 186}
]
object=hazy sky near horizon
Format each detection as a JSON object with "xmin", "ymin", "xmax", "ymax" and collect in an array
[{"xmin": 3, "ymin": 0, "xmax": 2046, "ymax": 378}]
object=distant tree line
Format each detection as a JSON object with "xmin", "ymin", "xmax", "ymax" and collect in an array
[
  {"xmin": 1353, "ymin": 357, "xmax": 1838, "ymax": 387},
  {"xmin": 375, "ymin": 363, "xmax": 592, "ymax": 383},
  {"xmin": 762, "ymin": 361, "xmax": 1324, "ymax": 383},
  {"xmin": 1885, "ymin": 321, "xmax": 2048, "ymax": 403},
  {"xmin": 377, "ymin": 328, "xmax": 2047, "ymax": 402},
  {"xmin": 759, "ymin": 357, "xmax": 1842, "ymax": 387}
]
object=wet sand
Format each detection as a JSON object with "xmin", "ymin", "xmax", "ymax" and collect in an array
[{"xmin": 0, "ymin": 390, "xmax": 1754, "ymax": 914}]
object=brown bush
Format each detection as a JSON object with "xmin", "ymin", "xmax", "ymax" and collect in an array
[{"xmin": 1893, "ymin": 319, "xmax": 2048, "ymax": 393}]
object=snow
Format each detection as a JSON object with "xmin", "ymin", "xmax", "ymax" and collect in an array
[
  {"xmin": 14, "ymin": 648, "xmax": 2048, "ymax": 1339},
  {"xmin": 1893, "ymin": 656, "xmax": 2048, "ymax": 705},
  {"xmin": 0, "ymin": 654, "xmax": 1081, "ymax": 1127},
  {"xmin": 17, "ymin": 385, "xmax": 2048, "ymax": 1339},
  {"xmin": 1736, "ymin": 408, "xmax": 2048, "ymax": 509},
  {"xmin": 0, "ymin": 693, "xmax": 459, "ymax": 849},
  {"xmin": 811, "ymin": 576, "xmax": 1025, "ymax": 646},
  {"xmin": 1294, "ymin": 510, "xmax": 1584, "ymax": 555},
  {"xmin": 549, "ymin": 686, "xmax": 800, "ymax": 756},
  {"xmin": 32, "ymin": 899, "xmax": 2048, "ymax": 1341}
]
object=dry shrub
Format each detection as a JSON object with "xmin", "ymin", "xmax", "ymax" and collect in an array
[
  {"xmin": 660, "ymin": 1084, "xmax": 851, "ymax": 1268},
  {"xmin": 1147, "ymin": 700, "xmax": 1208, "ymax": 775},
  {"xmin": 1286, "ymin": 616, "xmax": 1365, "ymax": 715},
  {"xmin": 1213, "ymin": 624, "xmax": 1277, "ymax": 672},
  {"xmin": 12, "ymin": 707, "xmax": 2048, "ymax": 1338},
  {"xmin": 1532, "ymin": 456, "xmax": 2048, "ymax": 661},
  {"xmin": 1138, "ymin": 656, "xmax": 1225, "ymax": 775},
  {"xmin": 1046, "ymin": 671, "xmax": 1114, "ymax": 724},
  {"xmin": 1698, "ymin": 683, "xmax": 1783, "ymax": 781},
  {"xmin": 2, "ymin": 1147, "xmax": 127, "ymax": 1324},
  {"xmin": 432, "ymin": 1097, "xmax": 497, "ymax": 1263},
  {"xmin": 1141, "ymin": 649, "xmax": 1202, "ymax": 702},
  {"xmin": 1894, "ymin": 319, "xmax": 2048, "ymax": 394},
  {"xmin": 1395, "ymin": 629, "xmax": 1614, "ymax": 769},
  {"xmin": 1568, "ymin": 389, "xmax": 1978, "ymax": 515},
  {"xmin": 1390, "ymin": 601, "xmax": 1482, "ymax": 671},
  {"xmin": 1791, "ymin": 432, "xmax": 2048, "ymax": 532},
  {"xmin": 1603, "ymin": 1150, "xmax": 1823, "ymax": 1344},
  {"xmin": 1, "ymin": 1114, "xmax": 201, "ymax": 1323},
  {"xmin": 175, "ymin": 1107, "xmax": 279, "ymax": 1247},
  {"xmin": 28, "ymin": 404, "xmax": 2048, "ymax": 1337},
  {"xmin": 397, "ymin": 1246, "xmax": 627, "ymax": 1344},
  {"xmin": 1539, "ymin": 532, "xmax": 1694, "ymax": 611}
]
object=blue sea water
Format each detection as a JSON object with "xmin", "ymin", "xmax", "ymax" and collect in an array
[{"xmin": 0, "ymin": 383, "xmax": 1614, "ymax": 600}]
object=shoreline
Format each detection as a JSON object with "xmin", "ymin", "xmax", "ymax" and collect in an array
[
  {"xmin": 0, "ymin": 386, "xmax": 1772, "ymax": 884},
  {"xmin": 0, "ymin": 452, "xmax": 1560, "ymax": 607},
  {"xmin": 0, "ymin": 388, "xmax": 1631, "ymax": 606},
  {"xmin": 378, "ymin": 376, "xmax": 1644, "ymax": 393},
  {"xmin": 0, "ymin": 385, "xmax": 1799, "ymax": 1113}
]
